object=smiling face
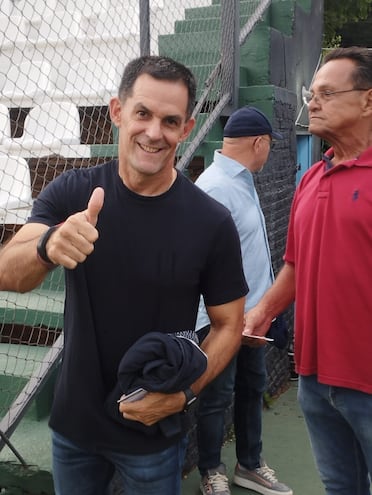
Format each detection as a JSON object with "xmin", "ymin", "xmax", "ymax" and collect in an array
[{"xmin": 109, "ymin": 73, "xmax": 195, "ymax": 193}]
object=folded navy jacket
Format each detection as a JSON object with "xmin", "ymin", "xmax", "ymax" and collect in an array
[{"xmin": 105, "ymin": 331, "xmax": 208, "ymax": 437}]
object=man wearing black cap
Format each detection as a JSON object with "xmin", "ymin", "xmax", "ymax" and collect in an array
[{"xmin": 195, "ymin": 106, "xmax": 292, "ymax": 495}]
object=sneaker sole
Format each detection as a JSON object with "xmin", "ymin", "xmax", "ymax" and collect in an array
[{"xmin": 233, "ymin": 474, "xmax": 293, "ymax": 495}]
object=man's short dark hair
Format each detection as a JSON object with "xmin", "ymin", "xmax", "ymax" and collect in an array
[
  {"xmin": 118, "ymin": 55, "xmax": 196, "ymax": 119},
  {"xmin": 323, "ymin": 46, "xmax": 372, "ymax": 89}
]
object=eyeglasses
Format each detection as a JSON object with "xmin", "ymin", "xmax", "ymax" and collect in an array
[{"xmin": 302, "ymin": 87, "xmax": 371, "ymax": 106}]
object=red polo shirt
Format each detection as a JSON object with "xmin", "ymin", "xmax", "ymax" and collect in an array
[{"xmin": 285, "ymin": 146, "xmax": 372, "ymax": 394}]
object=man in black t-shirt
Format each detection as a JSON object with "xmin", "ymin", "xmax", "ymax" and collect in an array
[{"xmin": 0, "ymin": 56, "xmax": 248, "ymax": 495}]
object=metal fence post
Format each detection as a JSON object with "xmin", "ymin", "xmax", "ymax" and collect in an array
[
  {"xmin": 139, "ymin": 0, "xmax": 150, "ymax": 56},
  {"xmin": 220, "ymin": 0, "xmax": 240, "ymax": 115}
]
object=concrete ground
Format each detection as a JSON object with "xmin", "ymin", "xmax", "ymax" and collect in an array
[{"xmin": 181, "ymin": 382, "xmax": 323, "ymax": 495}]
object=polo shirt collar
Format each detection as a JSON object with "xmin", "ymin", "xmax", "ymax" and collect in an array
[{"xmin": 322, "ymin": 145, "xmax": 372, "ymax": 170}]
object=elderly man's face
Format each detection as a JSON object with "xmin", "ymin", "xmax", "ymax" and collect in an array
[{"xmin": 308, "ymin": 58, "xmax": 371, "ymax": 142}]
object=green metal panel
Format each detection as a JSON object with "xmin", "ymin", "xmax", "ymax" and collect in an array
[
  {"xmin": 270, "ymin": 0, "xmax": 296, "ymax": 36},
  {"xmin": 238, "ymin": 85, "xmax": 278, "ymax": 118},
  {"xmin": 294, "ymin": 0, "xmax": 313, "ymax": 13},
  {"xmin": 240, "ymin": 23, "xmax": 271, "ymax": 85},
  {"xmin": 0, "ymin": 344, "xmax": 57, "ymax": 421},
  {"xmin": 0, "ymin": 375, "xmax": 27, "ymax": 413}
]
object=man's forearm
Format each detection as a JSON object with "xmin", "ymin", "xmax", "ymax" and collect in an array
[
  {"xmin": 0, "ymin": 228, "xmax": 49, "ymax": 292},
  {"xmin": 243, "ymin": 262, "xmax": 296, "ymax": 340},
  {"xmin": 258, "ymin": 262, "xmax": 295, "ymax": 318},
  {"xmin": 195, "ymin": 307, "xmax": 244, "ymax": 393}
]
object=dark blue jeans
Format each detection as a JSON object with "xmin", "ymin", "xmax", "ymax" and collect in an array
[
  {"xmin": 298, "ymin": 375, "xmax": 372, "ymax": 495},
  {"xmin": 52, "ymin": 430, "xmax": 187, "ymax": 495},
  {"xmin": 197, "ymin": 327, "xmax": 267, "ymax": 474}
]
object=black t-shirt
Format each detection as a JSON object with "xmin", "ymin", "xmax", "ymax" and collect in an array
[{"xmin": 29, "ymin": 160, "xmax": 248, "ymax": 454}]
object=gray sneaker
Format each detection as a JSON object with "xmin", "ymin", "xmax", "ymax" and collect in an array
[
  {"xmin": 233, "ymin": 461, "xmax": 293, "ymax": 495},
  {"xmin": 200, "ymin": 463, "xmax": 231, "ymax": 495}
]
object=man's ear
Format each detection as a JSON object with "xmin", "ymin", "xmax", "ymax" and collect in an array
[
  {"xmin": 179, "ymin": 117, "xmax": 196, "ymax": 142},
  {"xmin": 109, "ymin": 97, "xmax": 121, "ymax": 127},
  {"xmin": 253, "ymin": 136, "xmax": 262, "ymax": 152},
  {"xmin": 364, "ymin": 89, "xmax": 372, "ymax": 116}
]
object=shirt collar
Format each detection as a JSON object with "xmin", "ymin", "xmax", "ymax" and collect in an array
[
  {"xmin": 322, "ymin": 145, "xmax": 372, "ymax": 170},
  {"xmin": 213, "ymin": 150, "xmax": 254, "ymax": 184}
]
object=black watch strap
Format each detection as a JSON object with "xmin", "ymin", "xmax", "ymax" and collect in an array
[
  {"xmin": 183, "ymin": 387, "xmax": 197, "ymax": 412},
  {"xmin": 37, "ymin": 225, "xmax": 60, "ymax": 266}
]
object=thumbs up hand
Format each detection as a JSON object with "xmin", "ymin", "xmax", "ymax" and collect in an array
[
  {"xmin": 85, "ymin": 187, "xmax": 105, "ymax": 227},
  {"xmin": 46, "ymin": 187, "xmax": 105, "ymax": 269}
]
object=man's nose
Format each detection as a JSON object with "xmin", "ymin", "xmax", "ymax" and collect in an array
[
  {"xmin": 146, "ymin": 119, "xmax": 162, "ymax": 140},
  {"xmin": 308, "ymin": 93, "xmax": 321, "ymax": 109}
]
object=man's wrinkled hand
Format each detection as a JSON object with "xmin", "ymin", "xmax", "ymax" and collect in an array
[
  {"xmin": 118, "ymin": 391, "xmax": 184, "ymax": 426},
  {"xmin": 241, "ymin": 307, "xmax": 273, "ymax": 346}
]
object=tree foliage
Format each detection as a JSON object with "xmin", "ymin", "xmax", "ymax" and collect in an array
[{"xmin": 324, "ymin": 0, "xmax": 372, "ymax": 46}]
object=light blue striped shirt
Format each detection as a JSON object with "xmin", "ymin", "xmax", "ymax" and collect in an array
[{"xmin": 195, "ymin": 150, "xmax": 272, "ymax": 330}]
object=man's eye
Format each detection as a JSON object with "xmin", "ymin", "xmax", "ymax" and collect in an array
[
  {"xmin": 322, "ymin": 90, "xmax": 333, "ymax": 97},
  {"xmin": 166, "ymin": 118, "xmax": 178, "ymax": 126}
]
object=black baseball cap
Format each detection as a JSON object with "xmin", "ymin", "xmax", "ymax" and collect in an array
[{"xmin": 223, "ymin": 106, "xmax": 283, "ymax": 140}]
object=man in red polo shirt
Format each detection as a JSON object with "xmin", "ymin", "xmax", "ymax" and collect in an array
[{"xmin": 244, "ymin": 46, "xmax": 372, "ymax": 495}]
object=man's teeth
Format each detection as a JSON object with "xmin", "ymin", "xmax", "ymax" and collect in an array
[{"xmin": 140, "ymin": 144, "xmax": 160, "ymax": 153}]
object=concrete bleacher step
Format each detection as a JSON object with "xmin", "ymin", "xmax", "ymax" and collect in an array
[
  {"xmin": 159, "ymin": 30, "xmax": 221, "ymax": 65},
  {"xmin": 184, "ymin": 0, "xmax": 262, "ymax": 20},
  {"xmin": 160, "ymin": 0, "xmax": 301, "ymax": 98},
  {"xmin": 176, "ymin": 112, "xmax": 225, "ymax": 167},
  {"xmin": 0, "ymin": 266, "xmax": 65, "ymax": 329},
  {"xmin": 174, "ymin": 12, "xmax": 252, "ymax": 34},
  {"xmin": 187, "ymin": 112, "xmax": 225, "ymax": 141},
  {"xmin": 0, "ymin": 285, "xmax": 64, "ymax": 330},
  {"xmin": 177, "ymin": 140, "xmax": 222, "ymax": 171},
  {"xmin": 159, "ymin": 28, "xmax": 272, "ymax": 91}
]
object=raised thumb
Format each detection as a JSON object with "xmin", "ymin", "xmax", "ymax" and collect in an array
[{"xmin": 86, "ymin": 187, "xmax": 105, "ymax": 226}]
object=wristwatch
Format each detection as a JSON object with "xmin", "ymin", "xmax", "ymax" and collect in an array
[
  {"xmin": 36, "ymin": 224, "xmax": 60, "ymax": 267},
  {"xmin": 183, "ymin": 387, "xmax": 197, "ymax": 412}
]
